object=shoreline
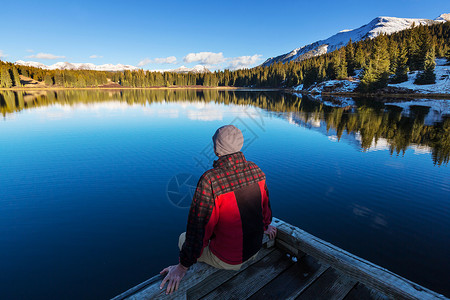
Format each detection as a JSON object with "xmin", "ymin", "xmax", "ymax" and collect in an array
[
  {"xmin": 289, "ymin": 90, "xmax": 450, "ymax": 99},
  {"xmin": 0, "ymin": 86, "xmax": 280, "ymax": 92},
  {"xmin": 0, "ymin": 86, "xmax": 449, "ymax": 99}
]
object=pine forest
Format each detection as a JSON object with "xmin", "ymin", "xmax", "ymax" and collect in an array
[{"xmin": 0, "ymin": 22, "xmax": 449, "ymax": 92}]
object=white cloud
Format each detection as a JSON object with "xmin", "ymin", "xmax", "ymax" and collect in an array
[
  {"xmin": 181, "ymin": 52, "xmax": 261, "ymax": 69},
  {"xmin": 89, "ymin": 55, "xmax": 103, "ymax": 59},
  {"xmin": 227, "ymin": 54, "xmax": 262, "ymax": 70},
  {"xmin": 26, "ymin": 52, "xmax": 66, "ymax": 60},
  {"xmin": 138, "ymin": 56, "xmax": 178, "ymax": 67},
  {"xmin": 0, "ymin": 50, "xmax": 7, "ymax": 58},
  {"xmin": 138, "ymin": 58, "xmax": 151, "ymax": 67},
  {"xmin": 154, "ymin": 56, "xmax": 177, "ymax": 64},
  {"xmin": 183, "ymin": 52, "xmax": 226, "ymax": 65}
]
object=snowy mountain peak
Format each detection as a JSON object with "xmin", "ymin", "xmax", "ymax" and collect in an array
[
  {"xmin": 14, "ymin": 60, "xmax": 210, "ymax": 73},
  {"xmin": 435, "ymin": 13, "xmax": 450, "ymax": 21},
  {"xmin": 147, "ymin": 65, "xmax": 210, "ymax": 74},
  {"xmin": 15, "ymin": 60, "xmax": 138, "ymax": 71},
  {"xmin": 172, "ymin": 65, "xmax": 210, "ymax": 73},
  {"xmin": 262, "ymin": 14, "xmax": 448, "ymax": 67}
]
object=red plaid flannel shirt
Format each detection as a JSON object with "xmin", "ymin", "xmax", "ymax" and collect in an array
[{"xmin": 179, "ymin": 151, "xmax": 271, "ymax": 268}]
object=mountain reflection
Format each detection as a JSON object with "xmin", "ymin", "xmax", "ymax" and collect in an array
[{"xmin": 1, "ymin": 89, "xmax": 448, "ymax": 165}]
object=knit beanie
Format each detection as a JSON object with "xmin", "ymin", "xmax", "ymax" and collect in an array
[{"xmin": 212, "ymin": 125, "xmax": 244, "ymax": 156}]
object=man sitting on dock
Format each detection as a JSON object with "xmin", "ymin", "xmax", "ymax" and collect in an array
[{"xmin": 160, "ymin": 125, "xmax": 277, "ymax": 295}]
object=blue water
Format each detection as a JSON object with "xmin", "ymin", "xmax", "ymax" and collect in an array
[{"xmin": 0, "ymin": 91, "xmax": 449, "ymax": 299}]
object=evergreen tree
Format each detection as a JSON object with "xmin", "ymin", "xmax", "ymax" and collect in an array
[
  {"xmin": 415, "ymin": 45, "xmax": 436, "ymax": 84},
  {"xmin": 319, "ymin": 64, "xmax": 327, "ymax": 81},
  {"xmin": 54, "ymin": 72, "xmax": 64, "ymax": 86},
  {"xmin": 359, "ymin": 35, "xmax": 390, "ymax": 91},
  {"xmin": 334, "ymin": 49, "xmax": 348, "ymax": 80},
  {"xmin": 345, "ymin": 39, "xmax": 356, "ymax": 76},
  {"xmin": 22, "ymin": 68, "xmax": 29, "ymax": 77},
  {"xmin": 12, "ymin": 67, "xmax": 21, "ymax": 87},
  {"xmin": 413, "ymin": 26, "xmax": 433, "ymax": 71},
  {"xmin": 373, "ymin": 35, "xmax": 390, "ymax": 78},
  {"xmin": 77, "ymin": 75, "xmax": 86, "ymax": 87},
  {"xmin": 354, "ymin": 46, "xmax": 366, "ymax": 70},
  {"xmin": 0, "ymin": 67, "xmax": 13, "ymax": 88},
  {"xmin": 44, "ymin": 74, "xmax": 53, "ymax": 86},
  {"xmin": 358, "ymin": 62, "xmax": 377, "ymax": 92},
  {"xmin": 391, "ymin": 44, "xmax": 409, "ymax": 83},
  {"xmin": 407, "ymin": 26, "xmax": 420, "ymax": 70},
  {"xmin": 388, "ymin": 40, "xmax": 399, "ymax": 74},
  {"xmin": 302, "ymin": 67, "xmax": 319, "ymax": 88}
]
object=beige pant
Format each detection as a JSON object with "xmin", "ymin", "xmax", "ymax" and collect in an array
[{"xmin": 178, "ymin": 232, "xmax": 244, "ymax": 271}]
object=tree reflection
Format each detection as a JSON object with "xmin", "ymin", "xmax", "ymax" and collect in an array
[{"xmin": 0, "ymin": 90, "xmax": 448, "ymax": 165}]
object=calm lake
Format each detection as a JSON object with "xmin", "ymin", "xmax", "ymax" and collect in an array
[{"xmin": 1, "ymin": 89, "xmax": 449, "ymax": 299}]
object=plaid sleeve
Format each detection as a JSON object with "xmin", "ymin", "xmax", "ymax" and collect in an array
[
  {"xmin": 262, "ymin": 182, "xmax": 272, "ymax": 230},
  {"xmin": 179, "ymin": 172, "xmax": 215, "ymax": 268}
]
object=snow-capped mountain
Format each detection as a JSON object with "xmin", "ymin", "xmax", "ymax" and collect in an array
[
  {"xmin": 170, "ymin": 65, "xmax": 210, "ymax": 73},
  {"xmin": 14, "ymin": 60, "xmax": 210, "ymax": 73},
  {"xmin": 15, "ymin": 60, "xmax": 138, "ymax": 71},
  {"xmin": 262, "ymin": 14, "xmax": 450, "ymax": 66}
]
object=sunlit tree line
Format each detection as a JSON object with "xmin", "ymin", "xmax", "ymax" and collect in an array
[
  {"xmin": 0, "ymin": 62, "xmax": 109, "ymax": 88},
  {"xmin": 0, "ymin": 22, "xmax": 448, "ymax": 91}
]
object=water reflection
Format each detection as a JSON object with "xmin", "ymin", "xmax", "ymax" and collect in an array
[
  {"xmin": 351, "ymin": 204, "xmax": 388, "ymax": 229},
  {"xmin": 1, "ymin": 89, "xmax": 449, "ymax": 165}
]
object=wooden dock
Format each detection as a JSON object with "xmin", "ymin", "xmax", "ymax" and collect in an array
[{"xmin": 112, "ymin": 218, "xmax": 449, "ymax": 300}]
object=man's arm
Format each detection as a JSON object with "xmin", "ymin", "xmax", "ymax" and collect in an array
[
  {"xmin": 262, "ymin": 181, "xmax": 277, "ymax": 239},
  {"xmin": 180, "ymin": 172, "xmax": 216, "ymax": 267},
  {"xmin": 262, "ymin": 181, "xmax": 272, "ymax": 230},
  {"xmin": 160, "ymin": 173, "xmax": 216, "ymax": 294}
]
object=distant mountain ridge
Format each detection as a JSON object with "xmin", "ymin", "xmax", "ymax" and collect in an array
[
  {"xmin": 262, "ymin": 14, "xmax": 450, "ymax": 66},
  {"xmin": 15, "ymin": 60, "xmax": 139, "ymax": 72},
  {"xmin": 14, "ymin": 60, "xmax": 210, "ymax": 73},
  {"xmin": 156, "ymin": 65, "xmax": 210, "ymax": 74}
]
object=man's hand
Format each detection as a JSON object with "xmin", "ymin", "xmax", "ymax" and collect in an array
[
  {"xmin": 159, "ymin": 263, "xmax": 188, "ymax": 295},
  {"xmin": 264, "ymin": 225, "xmax": 277, "ymax": 240}
]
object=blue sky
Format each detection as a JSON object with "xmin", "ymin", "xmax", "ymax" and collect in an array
[{"xmin": 0, "ymin": 0, "xmax": 448, "ymax": 70}]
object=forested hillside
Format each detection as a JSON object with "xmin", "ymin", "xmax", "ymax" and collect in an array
[{"xmin": 0, "ymin": 22, "xmax": 449, "ymax": 92}]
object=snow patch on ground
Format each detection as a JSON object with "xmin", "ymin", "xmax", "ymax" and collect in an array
[
  {"xmin": 294, "ymin": 79, "xmax": 359, "ymax": 94},
  {"xmin": 389, "ymin": 60, "xmax": 450, "ymax": 94},
  {"xmin": 293, "ymin": 59, "xmax": 449, "ymax": 95}
]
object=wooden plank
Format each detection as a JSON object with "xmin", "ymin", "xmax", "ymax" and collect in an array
[
  {"xmin": 200, "ymin": 249, "xmax": 293, "ymax": 300},
  {"xmin": 111, "ymin": 274, "xmax": 164, "ymax": 300},
  {"xmin": 127, "ymin": 247, "xmax": 275, "ymax": 300},
  {"xmin": 264, "ymin": 238, "xmax": 275, "ymax": 248},
  {"xmin": 295, "ymin": 268, "xmax": 357, "ymax": 300},
  {"xmin": 276, "ymin": 238, "xmax": 303, "ymax": 256},
  {"xmin": 116, "ymin": 234, "xmax": 273, "ymax": 300},
  {"xmin": 343, "ymin": 282, "xmax": 390, "ymax": 300},
  {"xmin": 271, "ymin": 218, "xmax": 449, "ymax": 300},
  {"xmin": 127, "ymin": 262, "xmax": 217, "ymax": 300},
  {"xmin": 248, "ymin": 254, "xmax": 328, "ymax": 300},
  {"xmin": 186, "ymin": 248, "xmax": 275, "ymax": 300}
]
